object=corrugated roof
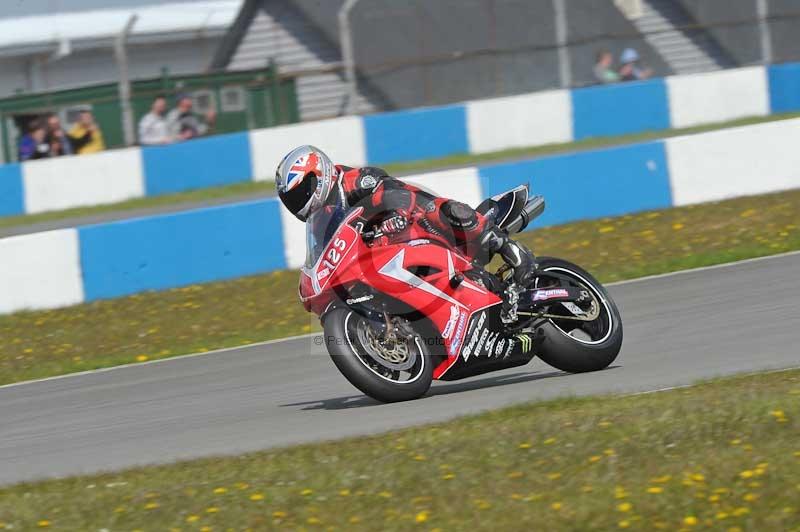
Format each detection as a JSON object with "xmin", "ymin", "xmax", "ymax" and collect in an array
[{"xmin": 0, "ymin": 0, "xmax": 243, "ymax": 54}]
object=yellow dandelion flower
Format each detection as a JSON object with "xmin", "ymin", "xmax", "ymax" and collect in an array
[
  {"xmin": 551, "ymin": 502, "xmax": 563, "ymax": 511},
  {"xmin": 518, "ymin": 442, "xmax": 532, "ymax": 449},
  {"xmin": 728, "ymin": 527, "xmax": 743, "ymax": 532},
  {"xmin": 672, "ymin": 223, "xmax": 685, "ymax": 230},
  {"xmin": 413, "ymin": 454, "xmax": 427, "ymax": 461},
  {"xmin": 543, "ymin": 437, "xmax": 557, "ymax": 445},
  {"xmin": 589, "ymin": 455, "xmax": 602, "ymax": 463},
  {"xmin": 651, "ymin": 475, "xmax": 672, "ymax": 483},
  {"xmin": 547, "ymin": 472, "xmax": 562, "ymax": 480},
  {"xmin": 339, "ymin": 489, "xmax": 351, "ymax": 496},
  {"xmin": 37, "ymin": 521, "xmax": 51, "ymax": 528},
  {"xmin": 598, "ymin": 420, "xmax": 613, "ymax": 428},
  {"xmin": 206, "ymin": 507, "xmax": 219, "ymax": 513},
  {"xmin": 618, "ymin": 520, "xmax": 630, "ymax": 529},
  {"xmin": 732, "ymin": 507, "xmax": 750, "ymax": 516},
  {"xmin": 213, "ymin": 487, "xmax": 227, "ymax": 495},
  {"xmin": 144, "ymin": 502, "xmax": 160, "ymax": 510},
  {"xmin": 474, "ymin": 499, "xmax": 491, "ymax": 510},
  {"xmin": 646, "ymin": 487, "xmax": 663, "ymax": 494},
  {"xmin": 300, "ymin": 488, "xmax": 313, "ymax": 496},
  {"xmin": 307, "ymin": 516, "xmax": 322, "ymax": 525},
  {"xmin": 690, "ymin": 473, "xmax": 705, "ymax": 482},
  {"xmin": 249, "ymin": 493, "xmax": 264, "ymax": 501},
  {"xmin": 273, "ymin": 511, "xmax": 287, "ymax": 519},
  {"xmin": 235, "ymin": 482, "xmax": 249, "ymax": 490},
  {"xmin": 684, "ymin": 516, "xmax": 698, "ymax": 526},
  {"xmin": 349, "ymin": 516, "xmax": 362, "ymax": 524},
  {"xmin": 378, "ymin": 491, "xmax": 392, "ymax": 498},
  {"xmin": 581, "ymin": 485, "xmax": 594, "ymax": 493},
  {"xmin": 794, "ymin": 451, "xmax": 800, "ymax": 458},
  {"xmin": 442, "ymin": 473, "xmax": 456, "ymax": 480},
  {"xmin": 604, "ymin": 449, "xmax": 616, "ymax": 456},
  {"xmin": 599, "ymin": 226, "xmax": 615, "ymax": 233},
  {"xmin": 708, "ymin": 494, "xmax": 720, "ymax": 503},
  {"xmin": 743, "ymin": 493, "xmax": 758, "ymax": 502},
  {"xmin": 200, "ymin": 528, "xmax": 212, "ymax": 532},
  {"xmin": 508, "ymin": 471, "xmax": 524, "ymax": 479},
  {"xmin": 730, "ymin": 439, "xmax": 741, "ymax": 445},
  {"xmin": 136, "ymin": 355, "xmax": 149, "ymax": 362},
  {"xmin": 186, "ymin": 515, "xmax": 200, "ymax": 523},
  {"xmin": 739, "ymin": 209, "xmax": 757, "ymax": 218},
  {"xmin": 415, "ymin": 511, "xmax": 429, "ymax": 523},
  {"xmin": 716, "ymin": 511, "xmax": 729, "ymax": 520},
  {"xmin": 739, "ymin": 470, "xmax": 754, "ymax": 479},
  {"xmin": 617, "ymin": 502, "xmax": 632, "ymax": 512}
]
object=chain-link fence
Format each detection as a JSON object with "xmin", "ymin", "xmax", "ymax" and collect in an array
[{"xmin": 310, "ymin": 0, "xmax": 800, "ymax": 113}]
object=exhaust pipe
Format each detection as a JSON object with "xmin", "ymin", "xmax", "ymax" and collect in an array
[{"xmin": 506, "ymin": 195, "xmax": 545, "ymax": 234}]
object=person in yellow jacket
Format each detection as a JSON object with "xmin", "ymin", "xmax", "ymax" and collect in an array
[{"xmin": 68, "ymin": 110, "xmax": 105, "ymax": 155}]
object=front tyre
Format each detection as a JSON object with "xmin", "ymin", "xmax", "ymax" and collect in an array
[
  {"xmin": 533, "ymin": 257, "xmax": 623, "ymax": 373},
  {"xmin": 323, "ymin": 308, "xmax": 433, "ymax": 402}
]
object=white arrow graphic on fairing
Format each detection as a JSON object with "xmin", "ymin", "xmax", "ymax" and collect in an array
[{"xmin": 379, "ymin": 249, "xmax": 464, "ymax": 307}]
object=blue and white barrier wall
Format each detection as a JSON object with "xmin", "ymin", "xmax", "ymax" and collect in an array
[
  {"xmin": 2, "ymin": 64, "xmax": 800, "ymax": 219},
  {"xmin": 2, "ymin": 117, "xmax": 799, "ymax": 315}
]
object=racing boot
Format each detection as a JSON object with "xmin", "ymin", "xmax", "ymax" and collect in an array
[{"xmin": 480, "ymin": 226, "xmax": 537, "ymax": 287}]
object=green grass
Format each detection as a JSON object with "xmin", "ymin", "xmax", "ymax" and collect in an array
[
  {"xmin": 2, "ymin": 369, "xmax": 799, "ymax": 530},
  {"xmin": 1, "ymin": 111, "xmax": 799, "ymax": 232},
  {"xmin": 0, "ymin": 188, "xmax": 798, "ymax": 386},
  {"xmin": 0, "ymin": 180, "xmax": 275, "ymax": 232}
]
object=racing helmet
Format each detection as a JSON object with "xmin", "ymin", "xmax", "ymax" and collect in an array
[{"xmin": 275, "ymin": 145, "xmax": 337, "ymax": 221}]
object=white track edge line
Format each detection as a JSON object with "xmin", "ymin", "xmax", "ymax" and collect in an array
[
  {"xmin": 3, "ymin": 250, "xmax": 799, "ymax": 390},
  {"xmin": 0, "ymin": 332, "xmax": 319, "ymax": 390}
]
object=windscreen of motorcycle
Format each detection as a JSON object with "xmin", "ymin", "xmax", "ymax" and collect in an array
[{"xmin": 304, "ymin": 195, "xmax": 349, "ymax": 269}]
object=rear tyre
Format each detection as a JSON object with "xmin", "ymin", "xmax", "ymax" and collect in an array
[
  {"xmin": 323, "ymin": 308, "xmax": 433, "ymax": 402},
  {"xmin": 533, "ymin": 257, "xmax": 623, "ymax": 373}
]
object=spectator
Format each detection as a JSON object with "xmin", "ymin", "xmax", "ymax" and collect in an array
[
  {"xmin": 18, "ymin": 120, "xmax": 51, "ymax": 161},
  {"xmin": 618, "ymin": 48, "xmax": 653, "ymax": 82},
  {"xmin": 593, "ymin": 50, "xmax": 620, "ymax": 84},
  {"xmin": 166, "ymin": 94, "xmax": 216, "ymax": 141},
  {"xmin": 68, "ymin": 110, "xmax": 106, "ymax": 155},
  {"xmin": 138, "ymin": 95, "xmax": 173, "ymax": 145},
  {"xmin": 45, "ymin": 114, "xmax": 74, "ymax": 156}
]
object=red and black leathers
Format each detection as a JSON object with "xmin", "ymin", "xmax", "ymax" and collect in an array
[
  {"xmin": 336, "ymin": 165, "xmax": 490, "ymax": 259},
  {"xmin": 334, "ymin": 165, "xmax": 536, "ymax": 286}
]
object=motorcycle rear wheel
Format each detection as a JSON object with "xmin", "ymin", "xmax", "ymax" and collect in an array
[
  {"xmin": 532, "ymin": 257, "xmax": 623, "ymax": 373},
  {"xmin": 323, "ymin": 308, "xmax": 434, "ymax": 402}
]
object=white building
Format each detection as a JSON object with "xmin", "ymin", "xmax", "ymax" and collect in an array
[{"xmin": 0, "ymin": 0, "xmax": 243, "ymax": 97}]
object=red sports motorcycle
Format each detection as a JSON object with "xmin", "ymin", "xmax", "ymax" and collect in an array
[{"xmin": 300, "ymin": 185, "xmax": 623, "ymax": 402}]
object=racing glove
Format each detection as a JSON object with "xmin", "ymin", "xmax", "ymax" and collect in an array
[{"xmin": 379, "ymin": 213, "xmax": 408, "ymax": 235}]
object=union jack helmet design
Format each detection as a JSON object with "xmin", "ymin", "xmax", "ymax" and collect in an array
[{"xmin": 275, "ymin": 145, "xmax": 337, "ymax": 221}]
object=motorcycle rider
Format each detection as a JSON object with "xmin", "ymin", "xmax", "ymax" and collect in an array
[{"xmin": 274, "ymin": 145, "xmax": 536, "ymax": 289}]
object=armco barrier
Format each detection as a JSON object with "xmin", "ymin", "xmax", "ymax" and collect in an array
[
  {"xmin": 79, "ymin": 198, "xmax": 286, "ymax": 301},
  {"xmin": 142, "ymin": 132, "xmax": 253, "ymax": 196},
  {"xmin": 479, "ymin": 141, "xmax": 673, "ymax": 228},
  {"xmin": 2, "ymin": 64, "xmax": 800, "ymax": 218},
  {"xmin": 571, "ymin": 79, "xmax": 671, "ymax": 140},
  {"xmin": 0, "ymin": 163, "xmax": 24, "ymax": 217},
  {"xmin": 0, "ymin": 229, "xmax": 84, "ymax": 314},
  {"xmin": 2, "ymin": 117, "xmax": 799, "ymax": 315}
]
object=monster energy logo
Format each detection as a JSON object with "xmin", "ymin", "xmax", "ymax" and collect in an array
[{"xmin": 515, "ymin": 334, "xmax": 533, "ymax": 354}]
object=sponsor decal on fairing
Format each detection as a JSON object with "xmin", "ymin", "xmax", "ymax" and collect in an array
[
  {"xmin": 495, "ymin": 338, "xmax": 506, "ymax": 357},
  {"xmin": 483, "ymin": 331, "xmax": 500, "ymax": 357},
  {"xmin": 448, "ymin": 311, "xmax": 468, "ymax": 356},
  {"xmin": 461, "ymin": 311, "xmax": 487, "ymax": 361},
  {"xmin": 442, "ymin": 305, "xmax": 460, "ymax": 340}
]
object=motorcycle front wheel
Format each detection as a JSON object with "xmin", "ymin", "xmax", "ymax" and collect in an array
[
  {"xmin": 323, "ymin": 308, "xmax": 433, "ymax": 403},
  {"xmin": 532, "ymin": 257, "xmax": 623, "ymax": 373}
]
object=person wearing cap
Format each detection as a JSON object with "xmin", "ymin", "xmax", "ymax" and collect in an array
[
  {"xmin": 68, "ymin": 110, "xmax": 106, "ymax": 154},
  {"xmin": 618, "ymin": 48, "xmax": 653, "ymax": 82},
  {"xmin": 166, "ymin": 94, "xmax": 216, "ymax": 142}
]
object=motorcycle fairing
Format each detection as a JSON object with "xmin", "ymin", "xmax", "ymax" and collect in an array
[{"xmin": 434, "ymin": 302, "xmax": 536, "ymax": 380}]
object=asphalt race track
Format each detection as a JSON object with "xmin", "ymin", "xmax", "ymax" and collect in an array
[{"xmin": 1, "ymin": 252, "xmax": 799, "ymax": 486}]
